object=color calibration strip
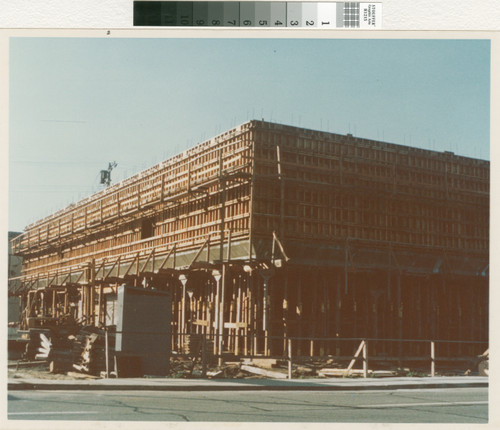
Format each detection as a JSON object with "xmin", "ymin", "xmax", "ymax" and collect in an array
[{"xmin": 133, "ymin": 2, "xmax": 381, "ymax": 28}]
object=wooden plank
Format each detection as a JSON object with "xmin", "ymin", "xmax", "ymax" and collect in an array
[
  {"xmin": 344, "ymin": 340, "xmax": 365, "ymax": 376},
  {"xmin": 223, "ymin": 322, "xmax": 247, "ymax": 329},
  {"xmin": 240, "ymin": 364, "xmax": 287, "ymax": 379}
]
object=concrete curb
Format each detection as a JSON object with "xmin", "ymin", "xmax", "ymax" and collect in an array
[{"xmin": 8, "ymin": 377, "xmax": 488, "ymax": 392}]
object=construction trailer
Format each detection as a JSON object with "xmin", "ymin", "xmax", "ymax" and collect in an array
[{"xmin": 9, "ymin": 120, "xmax": 489, "ymax": 361}]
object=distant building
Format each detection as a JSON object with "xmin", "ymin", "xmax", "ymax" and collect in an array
[
  {"xmin": 8, "ymin": 231, "xmax": 23, "ymax": 324},
  {"xmin": 9, "ymin": 120, "xmax": 489, "ymax": 359}
]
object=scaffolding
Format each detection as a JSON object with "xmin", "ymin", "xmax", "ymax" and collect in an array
[{"xmin": 9, "ymin": 120, "xmax": 489, "ymax": 359}]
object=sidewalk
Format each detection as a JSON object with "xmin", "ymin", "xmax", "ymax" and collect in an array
[{"xmin": 8, "ymin": 375, "xmax": 488, "ymax": 392}]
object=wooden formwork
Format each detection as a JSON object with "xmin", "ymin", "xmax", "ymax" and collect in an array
[
  {"xmin": 251, "ymin": 121, "xmax": 489, "ymax": 253},
  {"xmin": 10, "ymin": 120, "xmax": 489, "ymax": 360}
]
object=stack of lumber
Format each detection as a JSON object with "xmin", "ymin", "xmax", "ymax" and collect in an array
[
  {"xmin": 35, "ymin": 333, "xmax": 52, "ymax": 360},
  {"xmin": 24, "ymin": 329, "xmax": 51, "ymax": 361},
  {"xmin": 72, "ymin": 328, "xmax": 111, "ymax": 375},
  {"xmin": 48, "ymin": 332, "xmax": 76, "ymax": 374},
  {"xmin": 183, "ymin": 334, "xmax": 202, "ymax": 356}
]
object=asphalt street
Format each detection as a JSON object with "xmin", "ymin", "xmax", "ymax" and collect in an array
[{"xmin": 8, "ymin": 387, "xmax": 488, "ymax": 423}]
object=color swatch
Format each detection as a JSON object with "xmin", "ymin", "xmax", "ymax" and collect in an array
[{"xmin": 133, "ymin": 2, "xmax": 381, "ymax": 28}]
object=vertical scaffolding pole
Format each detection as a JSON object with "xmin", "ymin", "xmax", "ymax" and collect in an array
[
  {"xmin": 98, "ymin": 284, "xmax": 103, "ymax": 326},
  {"xmin": 336, "ymin": 273, "xmax": 342, "ymax": 356},
  {"xmin": 64, "ymin": 287, "xmax": 68, "ymax": 315},
  {"xmin": 259, "ymin": 269, "xmax": 273, "ymax": 356},
  {"xmin": 219, "ymin": 264, "xmax": 226, "ymax": 365},
  {"xmin": 52, "ymin": 289, "xmax": 56, "ymax": 317},
  {"xmin": 179, "ymin": 274, "xmax": 188, "ymax": 352},
  {"xmin": 283, "ymin": 268, "xmax": 288, "ymax": 354},
  {"xmin": 431, "ymin": 340, "xmax": 436, "ymax": 377},
  {"xmin": 212, "ymin": 270, "xmax": 222, "ymax": 359}
]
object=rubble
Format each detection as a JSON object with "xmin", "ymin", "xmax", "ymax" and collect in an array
[
  {"xmin": 10, "ymin": 327, "xmax": 481, "ymax": 381},
  {"xmin": 15, "ymin": 325, "xmax": 115, "ymax": 377}
]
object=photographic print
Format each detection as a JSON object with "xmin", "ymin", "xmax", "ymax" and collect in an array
[{"xmin": 6, "ymin": 35, "xmax": 491, "ymax": 425}]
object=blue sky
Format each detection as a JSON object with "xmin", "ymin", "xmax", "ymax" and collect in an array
[{"xmin": 9, "ymin": 37, "xmax": 490, "ymax": 232}]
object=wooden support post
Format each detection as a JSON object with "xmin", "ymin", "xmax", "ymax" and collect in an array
[
  {"xmin": 64, "ymin": 287, "xmax": 68, "ymax": 315},
  {"xmin": 321, "ymin": 276, "xmax": 327, "ymax": 357},
  {"xmin": 283, "ymin": 268, "xmax": 288, "ymax": 354},
  {"xmin": 431, "ymin": 341, "xmax": 436, "ymax": 377},
  {"xmin": 263, "ymin": 276, "xmax": 269, "ymax": 356},
  {"xmin": 235, "ymin": 276, "xmax": 242, "ymax": 356},
  {"xmin": 249, "ymin": 271, "xmax": 257, "ymax": 356},
  {"xmin": 457, "ymin": 284, "xmax": 462, "ymax": 355},
  {"xmin": 344, "ymin": 244, "xmax": 349, "ymax": 294},
  {"xmin": 24, "ymin": 292, "xmax": 29, "ymax": 326},
  {"xmin": 206, "ymin": 281, "xmax": 211, "ymax": 340},
  {"xmin": 288, "ymin": 338, "xmax": 292, "ymax": 380},
  {"xmin": 82, "ymin": 285, "xmax": 86, "ymax": 320},
  {"xmin": 179, "ymin": 274, "xmax": 188, "ymax": 353},
  {"xmin": 445, "ymin": 278, "xmax": 451, "ymax": 358},
  {"xmin": 310, "ymin": 278, "xmax": 317, "ymax": 357},
  {"xmin": 219, "ymin": 264, "xmax": 226, "ymax": 364},
  {"xmin": 177, "ymin": 289, "xmax": 182, "ymax": 352},
  {"xmin": 105, "ymin": 328, "xmax": 109, "ymax": 378},
  {"xmin": 212, "ymin": 270, "xmax": 222, "ymax": 359},
  {"xmin": 90, "ymin": 258, "xmax": 96, "ymax": 324},
  {"xmin": 417, "ymin": 280, "xmax": 422, "ymax": 355},
  {"xmin": 52, "ymin": 289, "xmax": 56, "ymax": 317},
  {"xmin": 470, "ymin": 285, "xmax": 475, "ymax": 355},
  {"xmin": 227, "ymin": 229, "xmax": 232, "ymax": 261},
  {"xmin": 297, "ymin": 278, "xmax": 302, "ymax": 356},
  {"xmin": 243, "ymin": 290, "xmax": 248, "ymax": 356},
  {"xmin": 353, "ymin": 279, "xmax": 357, "ymax": 340},
  {"xmin": 363, "ymin": 339, "xmax": 368, "ymax": 378},
  {"xmin": 98, "ymin": 284, "xmax": 103, "ymax": 326},
  {"xmin": 336, "ymin": 273, "xmax": 341, "ymax": 356},
  {"xmin": 201, "ymin": 334, "xmax": 207, "ymax": 378},
  {"xmin": 344, "ymin": 340, "xmax": 365, "ymax": 377},
  {"xmin": 397, "ymin": 272, "xmax": 402, "ymax": 364},
  {"xmin": 259, "ymin": 269, "xmax": 273, "ymax": 357},
  {"xmin": 228, "ymin": 282, "xmax": 235, "ymax": 352}
]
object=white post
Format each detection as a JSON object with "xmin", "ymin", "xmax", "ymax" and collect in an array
[
  {"xmin": 288, "ymin": 338, "xmax": 292, "ymax": 380},
  {"xmin": 179, "ymin": 274, "xmax": 188, "ymax": 353},
  {"xmin": 212, "ymin": 270, "xmax": 222, "ymax": 360}
]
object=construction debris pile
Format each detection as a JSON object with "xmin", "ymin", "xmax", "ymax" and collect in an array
[
  {"xmin": 166, "ymin": 356, "xmax": 462, "ymax": 380},
  {"xmin": 20, "ymin": 326, "xmax": 115, "ymax": 377},
  {"xmin": 12, "ymin": 327, "xmax": 485, "ymax": 380},
  {"xmin": 72, "ymin": 327, "xmax": 111, "ymax": 375}
]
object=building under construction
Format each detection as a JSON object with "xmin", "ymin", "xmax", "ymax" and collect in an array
[{"xmin": 9, "ymin": 120, "xmax": 489, "ymax": 362}]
